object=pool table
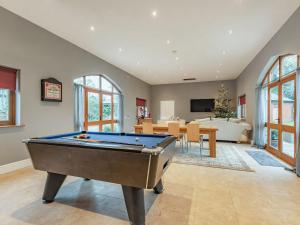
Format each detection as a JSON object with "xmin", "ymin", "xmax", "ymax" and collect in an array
[{"xmin": 24, "ymin": 131, "xmax": 177, "ymax": 225}]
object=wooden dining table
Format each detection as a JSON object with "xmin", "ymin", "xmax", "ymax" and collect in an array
[{"xmin": 134, "ymin": 124, "xmax": 218, "ymax": 158}]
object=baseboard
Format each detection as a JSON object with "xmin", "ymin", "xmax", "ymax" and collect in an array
[{"xmin": 0, "ymin": 159, "xmax": 32, "ymax": 175}]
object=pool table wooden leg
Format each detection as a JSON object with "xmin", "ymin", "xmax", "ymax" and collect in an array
[
  {"xmin": 122, "ymin": 185, "xmax": 145, "ymax": 225},
  {"xmin": 42, "ymin": 172, "xmax": 66, "ymax": 203},
  {"xmin": 153, "ymin": 179, "xmax": 164, "ymax": 194}
]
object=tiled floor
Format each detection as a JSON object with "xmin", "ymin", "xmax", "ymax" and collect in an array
[{"xmin": 0, "ymin": 142, "xmax": 300, "ymax": 225}]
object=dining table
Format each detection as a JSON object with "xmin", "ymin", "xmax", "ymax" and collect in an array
[{"xmin": 134, "ymin": 123, "xmax": 218, "ymax": 158}]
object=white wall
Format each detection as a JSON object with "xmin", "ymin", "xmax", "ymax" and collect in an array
[{"xmin": 0, "ymin": 7, "xmax": 151, "ymax": 166}]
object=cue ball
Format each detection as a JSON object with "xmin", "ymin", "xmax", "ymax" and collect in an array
[{"xmin": 135, "ymin": 137, "xmax": 139, "ymax": 141}]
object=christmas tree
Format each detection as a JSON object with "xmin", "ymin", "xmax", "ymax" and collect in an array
[{"xmin": 214, "ymin": 84, "xmax": 234, "ymax": 119}]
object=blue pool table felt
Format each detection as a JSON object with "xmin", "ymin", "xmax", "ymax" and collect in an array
[{"xmin": 42, "ymin": 132, "xmax": 169, "ymax": 149}]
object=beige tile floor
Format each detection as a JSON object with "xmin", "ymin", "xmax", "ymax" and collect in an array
[{"xmin": 0, "ymin": 142, "xmax": 300, "ymax": 225}]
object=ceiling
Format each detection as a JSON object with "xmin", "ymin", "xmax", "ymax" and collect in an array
[{"xmin": 0, "ymin": 0, "xmax": 300, "ymax": 85}]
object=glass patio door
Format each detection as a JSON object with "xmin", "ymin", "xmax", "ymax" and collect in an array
[
  {"xmin": 85, "ymin": 89, "xmax": 100, "ymax": 132},
  {"xmin": 84, "ymin": 88, "xmax": 119, "ymax": 132},
  {"xmin": 101, "ymin": 93, "xmax": 114, "ymax": 132},
  {"xmin": 281, "ymin": 77, "xmax": 296, "ymax": 160},
  {"xmin": 262, "ymin": 54, "xmax": 298, "ymax": 166},
  {"xmin": 267, "ymin": 76, "xmax": 296, "ymax": 165},
  {"xmin": 268, "ymin": 84, "xmax": 280, "ymax": 151}
]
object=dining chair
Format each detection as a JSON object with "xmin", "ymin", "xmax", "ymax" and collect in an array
[
  {"xmin": 140, "ymin": 118, "xmax": 153, "ymax": 124},
  {"xmin": 142, "ymin": 122, "xmax": 153, "ymax": 134},
  {"xmin": 168, "ymin": 122, "xmax": 184, "ymax": 150},
  {"xmin": 186, "ymin": 123, "xmax": 204, "ymax": 158}
]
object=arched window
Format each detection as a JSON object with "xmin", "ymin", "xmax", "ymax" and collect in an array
[
  {"xmin": 262, "ymin": 54, "xmax": 299, "ymax": 165},
  {"xmin": 74, "ymin": 75, "xmax": 123, "ymax": 132}
]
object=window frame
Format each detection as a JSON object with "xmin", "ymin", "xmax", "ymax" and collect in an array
[
  {"xmin": 263, "ymin": 54, "xmax": 300, "ymax": 86},
  {"xmin": 237, "ymin": 94, "xmax": 246, "ymax": 119},
  {"xmin": 281, "ymin": 54, "xmax": 299, "ymax": 77},
  {"xmin": 0, "ymin": 89, "xmax": 16, "ymax": 126},
  {"xmin": 74, "ymin": 75, "xmax": 121, "ymax": 94},
  {"xmin": 268, "ymin": 60, "xmax": 280, "ymax": 83},
  {"xmin": 0, "ymin": 66, "xmax": 18, "ymax": 127},
  {"xmin": 74, "ymin": 74, "xmax": 123, "ymax": 132}
]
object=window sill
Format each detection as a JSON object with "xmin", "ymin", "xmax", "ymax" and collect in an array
[{"xmin": 0, "ymin": 124, "xmax": 25, "ymax": 129}]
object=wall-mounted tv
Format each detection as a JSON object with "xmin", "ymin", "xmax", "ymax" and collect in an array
[{"xmin": 190, "ymin": 99, "xmax": 215, "ymax": 112}]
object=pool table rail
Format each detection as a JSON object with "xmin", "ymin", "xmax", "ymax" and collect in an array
[{"xmin": 23, "ymin": 138, "xmax": 145, "ymax": 153}]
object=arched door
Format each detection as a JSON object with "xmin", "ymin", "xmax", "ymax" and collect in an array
[
  {"xmin": 264, "ymin": 55, "xmax": 298, "ymax": 165},
  {"xmin": 74, "ymin": 75, "xmax": 122, "ymax": 132}
]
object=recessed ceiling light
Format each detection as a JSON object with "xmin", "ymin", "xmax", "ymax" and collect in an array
[
  {"xmin": 228, "ymin": 29, "xmax": 233, "ymax": 35},
  {"xmin": 152, "ymin": 10, "xmax": 158, "ymax": 17},
  {"xmin": 222, "ymin": 50, "xmax": 226, "ymax": 55},
  {"xmin": 175, "ymin": 57, "xmax": 179, "ymax": 61},
  {"xmin": 166, "ymin": 40, "xmax": 171, "ymax": 45},
  {"xmin": 217, "ymin": 70, "xmax": 221, "ymax": 74},
  {"xmin": 118, "ymin": 48, "xmax": 123, "ymax": 52},
  {"xmin": 219, "ymin": 63, "xmax": 223, "ymax": 67},
  {"xmin": 137, "ymin": 61, "xmax": 140, "ymax": 65},
  {"xmin": 90, "ymin": 26, "xmax": 95, "ymax": 31}
]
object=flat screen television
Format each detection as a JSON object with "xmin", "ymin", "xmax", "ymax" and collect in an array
[{"xmin": 190, "ymin": 99, "xmax": 215, "ymax": 112}]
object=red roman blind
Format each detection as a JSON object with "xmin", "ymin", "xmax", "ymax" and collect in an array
[
  {"xmin": 136, "ymin": 98, "xmax": 146, "ymax": 106},
  {"xmin": 0, "ymin": 66, "xmax": 17, "ymax": 91},
  {"xmin": 239, "ymin": 95, "xmax": 246, "ymax": 105}
]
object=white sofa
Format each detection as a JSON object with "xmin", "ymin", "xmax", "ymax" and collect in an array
[
  {"xmin": 194, "ymin": 118, "xmax": 252, "ymax": 142},
  {"xmin": 157, "ymin": 119, "xmax": 186, "ymax": 126}
]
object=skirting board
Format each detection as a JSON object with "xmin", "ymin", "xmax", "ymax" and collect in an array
[{"xmin": 0, "ymin": 159, "xmax": 32, "ymax": 175}]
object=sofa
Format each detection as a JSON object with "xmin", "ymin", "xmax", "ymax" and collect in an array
[
  {"xmin": 194, "ymin": 118, "xmax": 252, "ymax": 142},
  {"xmin": 157, "ymin": 119, "xmax": 186, "ymax": 126}
]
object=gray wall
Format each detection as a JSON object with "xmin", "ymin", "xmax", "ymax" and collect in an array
[
  {"xmin": 0, "ymin": 7, "xmax": 151, "ymax": 166},
  {"xmin": 151, "ymin": 80, "xmax": 237, "ymax": 122},
  {"xmin": 236, "ymin": 7, "xmax": 300, "ymax": 128}
]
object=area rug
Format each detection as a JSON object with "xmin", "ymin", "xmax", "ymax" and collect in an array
[
  {"xmin": 246, "ymin": 150, "xmax": 285, "ymax": 167},
  {"xmin": 172, "ymin": 143, "xmax": 254, "ymax": 172}
]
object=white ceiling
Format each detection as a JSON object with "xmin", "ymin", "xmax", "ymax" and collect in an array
[{"xmin": 0, "ymin": 0, "xmax": 300, "ymax": 85}]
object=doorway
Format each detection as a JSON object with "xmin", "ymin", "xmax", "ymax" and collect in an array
[
  {"xmin": 264, "ymin": 55, "xmax": 298, "ymax": 165},
  {"xmin": 74, "ymin": 75, "xmax": 122, "ymax": 132}
]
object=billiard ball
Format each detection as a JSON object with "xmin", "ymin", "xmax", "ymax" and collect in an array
[{"xmin": 74, "ymin": 134, "xmax": 90, "ymax": 139}]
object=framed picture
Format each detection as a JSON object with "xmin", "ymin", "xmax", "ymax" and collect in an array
[{"xmin": 41, "ymin": 78, "xmax": 62, "ymax": 102}]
